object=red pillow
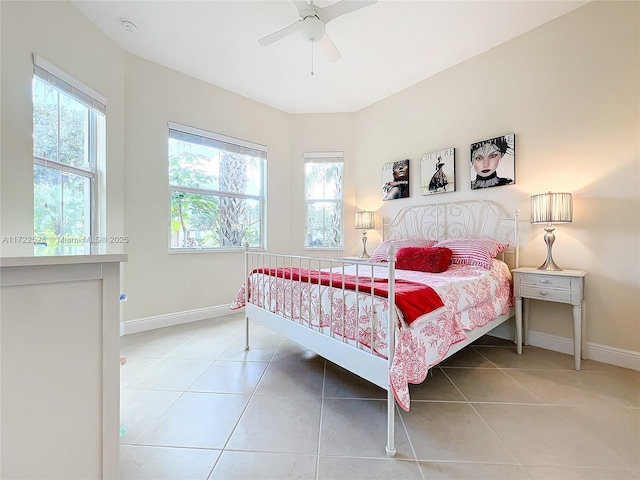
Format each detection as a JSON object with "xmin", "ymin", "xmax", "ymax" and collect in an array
[
  {"xmin": 368, "ymin": 238, "xmax": 436, "ymax": 263},
  {"xmin": 395, "ymin": 247, "xmax": 452, "ymax": 273}
]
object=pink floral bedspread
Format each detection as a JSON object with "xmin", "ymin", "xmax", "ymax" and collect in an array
[{"xmin": 231, "ymin": 259, "xmax": 513, "ymax": 411}]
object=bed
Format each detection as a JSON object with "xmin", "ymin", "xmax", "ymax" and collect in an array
[{"xmin": 231, "ymin": 199, "xmax": 522, "ymax": 456}]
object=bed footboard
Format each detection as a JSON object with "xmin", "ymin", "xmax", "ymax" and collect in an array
[{"xmin": 242, "ymin": 248, "xmax": 398, "ymax": 456}]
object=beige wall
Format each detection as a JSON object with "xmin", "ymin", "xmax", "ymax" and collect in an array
[
  {"xmin": 289, "ymin": 114, "xmax": 357, "ymax": 258},
  {"xmin": 122, "ymin": 64, "xmax": 359, "ymax": 318},
  {"xmin": 1, "ymin": 0, "xmax": 126, "ymax": 245},
  {"xmin": 122, "ymin": 66, "xmax": 359, "ymax": 318},
  {"xmin": 122, "ymin": 55, "xmax": 291, "ymax": 319},
  {"xmin": 354, "ymin": 0, "xmax": 640, "ymax": 353},
  {"xmin": 1, "ymin": 1, "xmax": 638, "ymax": 356}
]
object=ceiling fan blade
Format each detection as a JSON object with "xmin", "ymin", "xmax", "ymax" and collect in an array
[
  {"xmin": 258, "ymin": 20, "xmax": 302, "ymax": 46},
  {"xmin": 292, "ymin": 0, "xmax": 314, "ymax": 17},
  {"xmin": 319, "ymin": 33, "xmax": 341, "ymax": 62},
  {"xmin": 319, "ymin": 0, "xmax": 378, "ymax": 24}
]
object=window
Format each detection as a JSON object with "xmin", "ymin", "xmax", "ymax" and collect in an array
[
  {"xmin": 168, "ymin": 123, "xmax": 266, "ymax": 251},
  {"xmin": 33, "ymin": 56, "xmax": 106, "ymax": 246},
  {"xmin": 304, "ymin": 152, "xmax": 344, "ymax": 249}
]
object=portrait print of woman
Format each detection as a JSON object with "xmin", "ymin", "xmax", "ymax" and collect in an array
[
  {"xmin": 470, "ymin": 134, "xmax": 515, "ymax": 189},
  {"xmin": 421, "ymin": 147, "xmax": 455, "ymax": 195},
  {"xmin": 382, "ymin": 159, "xmax": 410, "ymax": 200}
]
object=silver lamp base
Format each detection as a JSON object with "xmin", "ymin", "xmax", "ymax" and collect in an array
[
  {"xmin": 538, "ymin": 227, "xmax": 563, "ymax": 271},
  {"xmin": 359, "ymin": 232, "xmax": 370, "ymax": 258}
]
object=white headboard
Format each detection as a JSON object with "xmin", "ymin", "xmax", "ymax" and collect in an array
[{"xmin": 383, "ymin": 200, "xmax": 519, "ymax": 268}]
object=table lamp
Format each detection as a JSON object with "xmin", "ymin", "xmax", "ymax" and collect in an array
[
  {"xmin": 530, "ymin": 192, "xmax": 573, "ymax": 271},
  {"xmin": 355, "ymin": 211, "xmax": 375, "ymax": 258}
]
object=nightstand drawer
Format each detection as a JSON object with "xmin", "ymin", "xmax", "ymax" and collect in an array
[
  {"xmin": 520, "ymin": 285, "xmax": 572, "ymax": 302},
  {"xmin": 519, "ymin": 273, "xmax": 572, "ymax": 289}
]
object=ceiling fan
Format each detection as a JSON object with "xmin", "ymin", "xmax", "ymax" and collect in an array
[{"xmin": 258, "ymin": 0, "xmax": 378, "ymax": 63}]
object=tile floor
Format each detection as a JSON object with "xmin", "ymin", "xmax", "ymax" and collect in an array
[{"xmin": 120, "ymin": 312, "xmax": 639, "ymax": 480}]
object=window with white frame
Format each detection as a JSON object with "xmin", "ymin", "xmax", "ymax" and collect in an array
[
  {"xmin": 168, "ymin": 123, "xmax": 266, "ymax": 250},
  {"xmin": 304, "ymin": 152, "xmax": 344, "ymax": 249},
  {"xmin": 33, "ymin": 56, "xmax": 106, "ymax": 246}
]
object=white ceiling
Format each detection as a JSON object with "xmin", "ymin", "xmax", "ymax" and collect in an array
[{"xmin": 71, "ymin": 0, "xmax": 588, "ymax": 114}]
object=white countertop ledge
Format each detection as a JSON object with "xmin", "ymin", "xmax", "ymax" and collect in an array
[{"xmin": 0, "ymin": 245, "xmax": 128, "ymax": 267}]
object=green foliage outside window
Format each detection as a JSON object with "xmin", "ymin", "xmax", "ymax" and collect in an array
[
  {"xmin": 33, "ymin": 78, "xmax": 96, "ymax": 246},
  {"xmin": 169, "ymin": 131, "xmax": 264, "ymax": 250},
  {"xmin": 305, "ymin": 158, "xmax": 343, "ymax": 249}
]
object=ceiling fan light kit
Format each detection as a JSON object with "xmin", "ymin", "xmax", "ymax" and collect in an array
[
  {"xmin": 300, "ymin": 15, "xmax": 324, "ymax": 41},
  {"xmin": 258, "ymin": 0, "xmax": 377, "ymax": 72}
]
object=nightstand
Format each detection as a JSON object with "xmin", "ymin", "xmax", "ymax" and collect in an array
[{"xmin": 512, "ymin": 267, "xmax": 586, "ymax": 370}]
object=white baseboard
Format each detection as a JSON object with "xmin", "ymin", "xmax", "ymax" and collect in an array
[
  {"xmin": 486, "ymin": 319, "xmax": 640, "ymax": 371},
  {"xmin": 121, "ymin": 308, "xmax": 640, "ymax": 371},
  {"xmin": 526, "ymin": 330, "xmax": 640, "ymax": 371},
  {"xmin": 487, "ymin": 320, "xmax": 515, "ymax": 341},
  {"xmin": 121, "ymin": 304, "xmax": 235, "ymax": 335}
]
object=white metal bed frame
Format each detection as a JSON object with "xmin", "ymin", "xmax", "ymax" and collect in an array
[{"xmin": 242, "ymin": 199, "xmax": 521, "ymax": 456}]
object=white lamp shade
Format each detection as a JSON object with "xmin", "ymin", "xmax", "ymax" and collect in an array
[
  {"xmin": 355, "ymin": 211, "xmax": 375, "ymax": 230},
  {"xmin": 530, "ymin": 192, "xmax": 573, "ymax": 224}
]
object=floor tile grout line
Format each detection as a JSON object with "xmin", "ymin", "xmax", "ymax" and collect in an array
[
  {"xmin": 438, "ymin": 367, "xmax": 472, "ymax": 404},
  {"xmin": 121, "ymin": 388, "xmax": 189, "ymax": 447},
  {"xmin": 466, "ymin": 401, "xmax": 524, "ymax": 469},
  {"xmin": 499, "ymin": 368, "xmax": 547, "ymax": 405},
  {"xmin": 119, "ymin": 356, "xmax": 164, "ymax": 389},
  {"xmin": 210, "ymin": 322, "xmax": 277, "ymax": 479},
  {"xmin": 121, "ymin": 314, "xmax": 640, "ymax": 478},
  {"xmin": 471, "ymin": 345, "xmax": 502, "ymax": 369},
  {"xmin": 315, "ymin": 359, "xmax": 327, "ymax": 480},
  {"xmin": 394, "ymin": 402, "xmax": 425, "ymax": 479},
  {"xmin": 206, "ymin": 335, "xmax": 281, "ymax": 477},
  {"xmin": 439, "ymin": 366, "xmax": 524, "ymax": 468}
]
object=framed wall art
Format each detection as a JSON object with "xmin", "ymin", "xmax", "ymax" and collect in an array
[
  {"xmin": 421, "ymin": 147, "xmax": 455, "ymax": 195},
  {"xmin": 382, "ymin": 159, "xmax": 410, "ymax": 201},
  {"xmin": 470, "ymin": 133, "xmax": 515, "ymax": 190}
]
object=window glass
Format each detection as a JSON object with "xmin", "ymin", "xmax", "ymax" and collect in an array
[
  {"xmin": 33, "ymin": 68, "xmax": 101, "ymax": 246},
  {"xmin": 33, "ymin": 79, "xmax": 93, "ymax": 172},
  {"xmin": 304, "ymin": 154, "xmax": 344, "ymax": 249},
  {"xmin": 169, "ymin": 124, "xmax": 266, "ymax": 250}
]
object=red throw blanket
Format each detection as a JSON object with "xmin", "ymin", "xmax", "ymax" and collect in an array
[{"xmin": 254, "ymin": 267, "xmax": 444, "ymax": 325}]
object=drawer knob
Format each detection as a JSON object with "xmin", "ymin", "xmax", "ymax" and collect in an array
[
  {"xmin": 540, "ymin": 279, "xmax": 548, "ymax": 284},
  {"xmin": 540, "ymin": 290, "xmax": 547, "ymax": 296}
]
